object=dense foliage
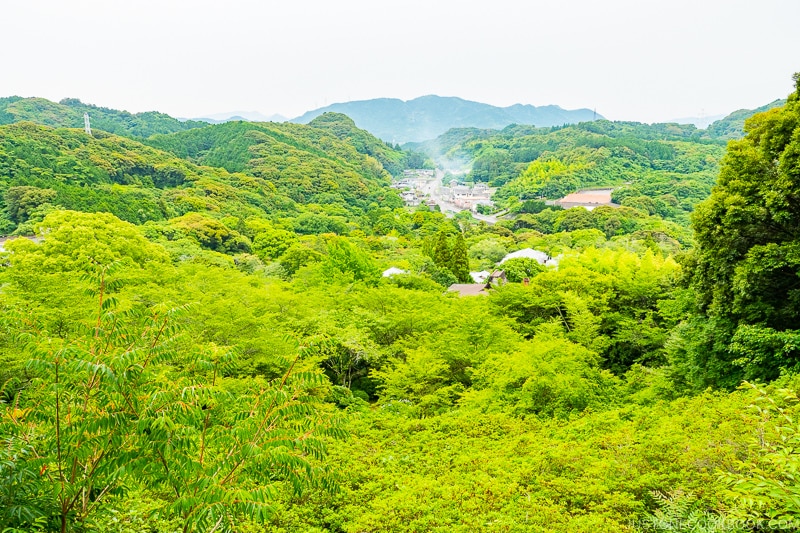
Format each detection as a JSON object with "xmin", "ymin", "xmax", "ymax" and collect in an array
[
  {"xmin": 0, "ymin": 97, "xmax": 209, "ymax": 139},
  {"xmin": 678, "ymin": 74, "xmax": 800, "ymax": 389},
  {"xmin": 3, "ymin": 78, "xmax": 800, "ymax": 532}
]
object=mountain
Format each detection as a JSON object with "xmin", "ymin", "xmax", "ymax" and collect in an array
[
  {"xmin": 144, "ymin": 118, "xmax": 405, "ymax": 215},
  {"xmin": 190, "ymin": 110, "xmax": 288, "ymax": 124},
  {"xmin": 668, "ymin": 113, "xmax": 726, "ymax": 129},
  {"xmin": 0, "ymin": 97, "xmax": 208, "ymax": 139},
  {"xmin": 291, "ymin": 95, "xmax": 601, "ymax": 143},
  {"xmin": 704, "ymin": 98, "xmax": 787, "ymax": 139},
  {"xmin": 0, "ymin": 114, "xmax": 409, "ymax": 235}
]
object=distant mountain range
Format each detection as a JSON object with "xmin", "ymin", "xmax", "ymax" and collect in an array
[
  {"xmin": 0, "ymin": 95, "xmax": 785, "ymax": 148},
  {"xmin": 188, "ymin": 110, "xmax": 288, "ymax": 124},
  {"xmin": 703, "ymin": 99, "xmax": 786, "ymax": 139},
  {"xmin": 668, "ymin": 114, "xmax": 727, "ymax": 129},
  {"xmin": 291, "ymin": 95, "xmax": 602, "ymax": 143}
]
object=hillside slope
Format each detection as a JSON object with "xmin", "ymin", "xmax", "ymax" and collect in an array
[
  {"xmin": 0, "ymin": 122, "xmax": 299, "ymax": 234},
  {"xmin": 0, "ymin": 96, "xmax": 208, "ymax": 139},
  {"xmin": 146, "ymin": 119, "xmax": 404, "ymax": 215}
]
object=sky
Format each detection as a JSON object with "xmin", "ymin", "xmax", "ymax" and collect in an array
[{"xmin": 2, "ymin": 0, "xmax": 799, "ymax": 123}]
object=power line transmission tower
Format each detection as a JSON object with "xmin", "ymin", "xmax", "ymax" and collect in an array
[{"xmin": 84, "ymin": 113, "xmax": 92, "ymax": 136}]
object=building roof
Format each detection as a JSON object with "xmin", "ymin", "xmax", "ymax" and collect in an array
[
  {"xmin": 470, "ymin": 270, "xmax": 491, "ymax": 283},
  {"xmin": 558, "ymin": 189, "xmax": 613, "ymax": 205},
  {"xmin": 382, "ymin": 267, "xmax": 408, "ymax": 277},
  {"xmin": 500, "ymin": 248, "xmax": 550, "ymax": 265},
  {"xmin": 447, "ymin": 284, "xmax": 489, "ymax": 296}
]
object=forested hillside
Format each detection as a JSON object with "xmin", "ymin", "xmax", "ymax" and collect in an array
[
  {"xmin": 145, "ymin": 118, "xmax": 405, "ymax": 217},
  {"xmin": 408, "ymin": 102, "xmax": 786, "ymax": 228},
  {"xmin": 0, "ymin": 97, "xmax": 209, "ymax": 139},
  {"xmin": 704, "ymin": 98, "xmax": 787, "ymax": 139},
  {"xmin": 2, "ymin": 76, "xmax": 800, "ymax": 533}
]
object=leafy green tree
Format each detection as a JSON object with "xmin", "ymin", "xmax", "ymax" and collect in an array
[
  {"xmin": 467, "ymin": 238, "xmax": 508, "ymax": 266},
  {"xmin": 5, "ymin": 210, "xmax": 169, "ymax": 273},
  {"xmin": 4, "ymin": 186, "xmax": 57, "ymax": 224},
  {"xmin": 172, "ymin": 213, "xmax": 252, "ymax": 253},
  {"xmin": 723, "ymin": 381, "xmax": 800, "ymax": 525},
  {"xmin": 322, "ymin": 237, "xmax": 380, "ymax": 284},
  {"xmin": 448, "ymin": 233, "xmax": 471, "ymax": 283},
  {"xmin": 279, "ymin": 243, "xmax": 324, "ymax": 275},
  {"xmin": 501, "ymin": 257, "xmax": 545, "ymax": 283},
  {"xmin": 252, "ymin": 227, "xmax": 297, "ymax": 261},
  {"xmin": 686, "ymin": 74, "xmax": 800, "ymax": 385},
  {"xmin": 0, "ymin": 263, "xmax": 340, "ymax": 533},
  {"xmin": 432, "ymin": 231, "xmax": 451, "ymax": 270}
]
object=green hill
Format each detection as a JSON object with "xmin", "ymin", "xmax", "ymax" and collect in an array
[
  {"xmin": 0, "ymin": 96, "xmax": 208, "ymax": 139},
  {"xmin": 409, "ymin": 120, "xmax": 726, "ymax": 225},
  {"xmin": 0, "ymin": 122, "xmax": 299, "ymax": 235},
  {"xmin": 145, "ymin": 119, "xmax": 404, "ymax": 215},
  {"xmin": 704, "ymin": 98, "xmax": 787, "ymax": 139}
]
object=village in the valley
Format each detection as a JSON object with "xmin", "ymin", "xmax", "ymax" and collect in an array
[
  {"xmin": 391, "ymin": 169, "xmax": 495, "ymax": 214},
  {"xmin": 388, "ymin": 168, "xmax": 620, "ymax": 296}
]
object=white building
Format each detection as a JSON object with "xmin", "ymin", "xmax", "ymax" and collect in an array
[{"xmin": 499, "ymin": 248, "xmax": 552, "ymax": 265}]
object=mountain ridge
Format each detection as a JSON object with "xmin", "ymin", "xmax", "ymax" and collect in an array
[{"xmin": 291, "ymin": 95, "xmax": 601, "ymax": 143}]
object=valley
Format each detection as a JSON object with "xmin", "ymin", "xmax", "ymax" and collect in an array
[{"xmin": 1, "ymin": 78, "xmax": 799, "ymax": 533}]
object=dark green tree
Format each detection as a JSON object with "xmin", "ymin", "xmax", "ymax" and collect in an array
[
  {"xmin": 449, "ymin": 233, "xmax": 471, "ymax": 283},
  {"xmin": 432, "ymin": 231, "xmax": 451, "ymax": 271},
  {"xmin": 684, "ymin": 73, "xmax": 800, "ymax": 386},
  {"xmin": 4, "ymin": 186, "xmax": 57, "ymax": 223}
]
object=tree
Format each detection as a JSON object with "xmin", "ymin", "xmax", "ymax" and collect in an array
[
  {"xmin": 685, "ymin": 74, "xmax": 800, "ymax": 385},
  {"xmin": 501, "ymin": 257, "xmax": 545, "ymax": 283},
  {"xmin": 172, "ymin": 212, "xmax": 252, "ymax": 254},
  {"xmin": 5, "ymin": 210, "xmax": 169, "ymax": 273},
  {"xmin": 0, "ymin": 262, "xmax": 340, "ymax": 533},
  {"xmin": 4, "ymin": 186, "xmax": 57, "ymax": 224},
  {"xmin": 322, "ymin": 237, "xmax": 380, "ymax": 284},
  {"xmin": 448, "ymin": 233, "xmax": 471, "ymax": 283},
  {"xmin": 432, "ymin": 231, "xmax": 451, "ymax": 270},
  {"xmin": 252, "ymin": 227, "xmax": 297, "ymax": 261}
]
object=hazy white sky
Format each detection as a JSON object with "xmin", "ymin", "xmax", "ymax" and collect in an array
[{"xmin": 2, "ymin": 0, "xmax": 798, "ymax": 122}]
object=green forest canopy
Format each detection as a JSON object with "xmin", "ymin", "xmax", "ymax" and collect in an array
[{"xmin": 2, "ymin": 78, "xmax": 800, "ymax": 532}]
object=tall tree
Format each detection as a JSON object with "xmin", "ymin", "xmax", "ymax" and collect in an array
[
  {"xmin": 449, "ymin": 233, "xmax": 471, "ymax": 283},
  {"xmin": 684, "ymin": 73, "xmax": 800, "ymax": 386},
  {"xmin": 432, "ymin": 231, "xmax": 451, "ymax": 270}
]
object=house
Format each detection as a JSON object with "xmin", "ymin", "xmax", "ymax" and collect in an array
[
  {"xmin": 382, "ymin": 267, "xmax": 408, "ymax": 277},
  {"xmin": 449, "ymin": 270, "xmax": 506, "ymax": 296},
  {"xmin": 470, "ymin": 270, "xmax": 491, "ymax": 283},
  {"xmin": 451, "ymin": 185, "xmax": 472, "ymax": 198},
  {"xmin": 487, "ymin": 270, "xmax": 507, "ymax": 285},
  {"xmin": 400, "ymin": 191, "xmax": 420, "ymax": 206},
  {"xmin": 447, "ymin": 284, "xmax": 490, "ymax": 297},
  {"xmin": 500, "ymin": 248, "xmax": 551, "ymax": 265},
  {"xmin": 555, "ymin": 189, "xmax": 618, "ymax": 211}
]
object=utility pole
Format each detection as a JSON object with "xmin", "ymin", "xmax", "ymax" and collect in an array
[{"xmin": 84, "ymin": 113, "xmax": 92, "ymax": 136}]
